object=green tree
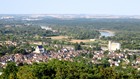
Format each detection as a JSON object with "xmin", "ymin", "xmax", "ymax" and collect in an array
[
  {"xmin": 17, "ymin": 66, "xmax": 37, "ymax": 79},
  {"xmin": 74, "ymin": 43, "xmax": 82, "ymax": 50},
  {"xmin": 1, "ymin": 62, "xmax": 18, "ymax": 79}
]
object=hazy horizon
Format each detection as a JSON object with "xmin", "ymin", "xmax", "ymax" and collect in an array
[{"xmin": 1, "ymin": 0, "xmax": 140, "ymax": 15}]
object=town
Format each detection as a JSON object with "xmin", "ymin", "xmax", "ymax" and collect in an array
[{"xmin": 0, "ymin": 37, "xmax": 139, "ymax": 70}]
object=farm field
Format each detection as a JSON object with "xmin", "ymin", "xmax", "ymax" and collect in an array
[{"xmin": 47, "ymin": 36, "xmax": 68, "ymax": 40}]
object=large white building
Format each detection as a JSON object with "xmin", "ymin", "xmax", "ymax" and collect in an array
[{"xmin": 108, "ymin": 41, "xmax": 121, "ymax": 51}]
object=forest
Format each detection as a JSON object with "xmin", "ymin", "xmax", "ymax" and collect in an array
[
  {"xmin": 1, "ymin": 18, "xmax": 140, "ymax": 50},
  {"xmin": 0, "ymin": 59, "xmax": 139, "ymax": 79},
  {"xmin": 32, "ymin": 18, "xmax": 140, "ymax": 49},
  {"xmin": 1, "ymin": 17, "xmax": 140, "ymax": 50}
]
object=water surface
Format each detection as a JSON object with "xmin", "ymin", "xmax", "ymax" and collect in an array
[{"xmin": 100, "ymin": 31, "xmax": 114, "ymax": 37}]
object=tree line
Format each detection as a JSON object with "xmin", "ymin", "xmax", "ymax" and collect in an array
[{"xmin": 0, "ymin": 59, "xmax": 139, "ymax": 79}]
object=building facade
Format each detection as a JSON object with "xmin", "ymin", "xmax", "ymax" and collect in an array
[{"xmin": 108, "ymin": 41, "xmax": 121, "ymax": 51}]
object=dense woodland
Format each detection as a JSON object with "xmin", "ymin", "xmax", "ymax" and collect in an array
[
  {"xmin": 33, "ymin": 18, "xmax": 140, "ymax": 50},
  {"xmin": 1, "ymin": 17, "xmax": 140, "ymax": 49},
  {"xmin": 0, "ymin": 59, "xmax": 139, "ymax": 79},
  {"xmin": 32, "ymin": 18, "xmax": 140, "ymax": 31},
  {"xmin": 2, "ymin": 18, "xmax": 140, "ymax": 39}
]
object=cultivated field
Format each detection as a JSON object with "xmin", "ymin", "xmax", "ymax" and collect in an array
[
  {"xmin": 69, "ymin": 39, "xmax": 91, "ymax": 43},
  {"xmin": 47, "ymin": 36, "xmax": 94, "ymax": 43},
  {"xmin": 47, "ymin": 36, "xmax": 68, "ymax": 40}
]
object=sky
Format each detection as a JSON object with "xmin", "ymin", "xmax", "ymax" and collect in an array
[{"xmin": 0, "ymin": 0, "xmax": 140, "ymax": 15}]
